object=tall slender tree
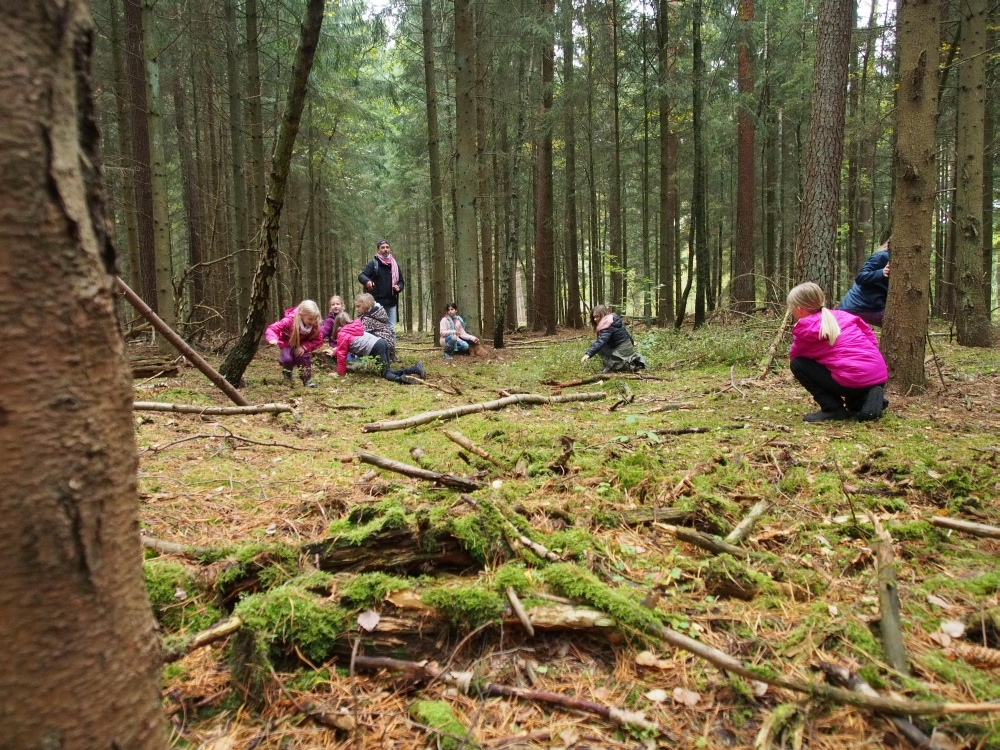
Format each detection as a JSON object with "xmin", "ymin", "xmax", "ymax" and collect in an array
[
  {"xmin": 454, "ymin": 0, "xmax": 480, "ymax": 330},
  {"xmin": 609, "ymin": 0, "xmax": 624, "ymax": 307},
  {"xmin": 224, "ymin": 0, "xmax": 250, "ymax": 317},
  {"xmin": 476, "ymin": 9, "xmax": 495, "ymax": 335},
  {"xmin": 421, "ymin": 0, "xmax": 448, "ymax": 328},
  {"xmin": 655, "ymin": 0, "xmax": 674, "ymax": 325},
  {"xmin": 732, "ymin": 0, "xmax": 756, "ymax": 312},
  {"xmin": 534, "ymin": 0, "xmax": 557, "ymax": 333},
  {"xmin": 692, "ymin": 0, "xmax": 708, "ymax": 327},
  {"xmin": 562, "ymin": 0, "xmax": 583, "ymax": 327}
]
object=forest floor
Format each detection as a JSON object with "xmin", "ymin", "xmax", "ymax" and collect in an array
[{"xmin": 135, "ymin": 319, "xmax": 1000, "ymax": 750}]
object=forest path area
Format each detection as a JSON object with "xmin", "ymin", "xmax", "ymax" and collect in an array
[{"xmin": 136, "ymin": 322, "xmax": 1000, "ymax": 750}]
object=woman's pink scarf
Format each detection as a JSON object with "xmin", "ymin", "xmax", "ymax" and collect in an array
[
  {"xmin": 377, "ymin": 251, "xmax": 400, "ymax": 288},
  {"xmin": 595, "ymin": 314, "xmax": 615, "ymax": 332}
]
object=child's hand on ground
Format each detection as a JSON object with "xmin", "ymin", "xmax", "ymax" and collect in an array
[
  {"xmin": 581, "ymin": 354, "xmax": 589, "ymax": 363},
  {"xmin": 321, "ymin": 346, "xmax": 333, "ymax": 356},
  {"xmin": 293, "ymin": 346, "xmax": 304, "ymax": 356}
]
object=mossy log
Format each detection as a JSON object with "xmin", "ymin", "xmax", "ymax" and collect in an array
[{"xmin": 302, "ymin": 525, "xmax": 479, "ymax": 575}]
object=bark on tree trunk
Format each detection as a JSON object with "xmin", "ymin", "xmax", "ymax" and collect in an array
[
  {"xmin": 733, "ymin": 0, "xmax": 756, "ymax": 313},
  {"xmin": 609, "ymin": 0, "xmax": 624, "ymax": 308},
  {"xmin": 983, "ymin": 29, "xmax": 995, "ymax": 314},
  {"xmin": 173, "ymin": 72, "xmax": 205, "ymax": 319},
  {"xmin": 219, "ymin": 0, "xmax": 326, "ymax": 386},
  {"xmin": 794, "ymin": 0, "xmax": 853, "ymax": 296},
  {"xmin": 655, "ymin": 0, "xmax": 675, "ymax": 326},
  {"xmin": 0, "ymin": 1, "xmax": 167, "ymax": 743},
  {"xmin": 455, "ymin": 0, "xmax": 480, "ymax": 332},
  {"xmin": 246, "ymin": 0, "xmax": 266, "ymax": 231},
  {"xmin": 534, "ymin": 0, "xmax": 557, "ymax": 334},
  {"xmin": 882, "ymin": 0, "xmax": 939, "ymax": 389},
  {"xmin": 476, "ymin": 10, "xmax": 495, "ymax": 336},
  {"xmin": 563, "ymin": 0, "xmax": 582, "ymax": 328},
  {"xmin": 224, "ymin": 0, "xmax": 250, "ymax": 320},
  {"xmin": 954, "ymin": 0, "xmax": 992, "ymax": 346},
  {"xmin": 692, "ymin": 0, "xmax": 708, "ymax": 328},
  {"xmin": 422, "ymin": 0, "xmax": 447, "ymax": 327}
]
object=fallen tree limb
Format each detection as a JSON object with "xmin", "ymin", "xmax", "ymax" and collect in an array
[
  {"xmin": 350, "ymin": 656, "xmax": 662, "ymax": 733},
  {"xmin": 443, "ymin": 430, "xmax": 507, "ymax": 468},
  {"xmin": 141, "ymin": 535, "xmax": 214, "ymax": 558},
  {"xmin": 361, "ymin": 392, "xmax": 606, "ymax": 433},
  {"xmin": 163, "ymin": 617, "xmax": 243, "ymax": 663},
  {"xmin": 872, "ymin": 516, "xmax": 910, "ymax": 676},
  {"xmin": 815, "ymin": 662, "xmax": 942, "ymax": 749},
  {"xmin": 654, "ymin": 524, "xmax": 769, "ymax": 560},
  {"xmin": 402, "ymin": 375, "xmax": 461, "ymax": 396},
  {"xmin": 507, "ymin": 587, "xmax": 535, "ymax": 637},
  {"xmin": 116, "ymin": 277, "xmax": 250, "ymax": 406},
  {"xmin": 645, "ymin": 402, "xmax": 696, "ymax": 414},
  {"xmin": 459, "ymin": 494, "xmax": 561, "ymax": 562},
  {"xmin": 930, "ymin": 516, "xmax": 1000, "ymax": 540},
  {"xmin": 133, "ymin": 401, "xmax": 295, "ymax": 417},
  {"xmin": 357, "ymin": 450, "xmax": 483, "ymax": 492},
  {"xmin": 758, "ymin": 310, "xmax": 792, "ymax": 380},
  {"xmin": 724, "ymin": 500, "xmax": 770, "ymax": 545},
  {"xmin": 143, "ymin": 428, "xmax": 319, "ymax": 454},
  {"xmin": 654, "ymin": 423, "xmax": 748, "ymax": 436}
]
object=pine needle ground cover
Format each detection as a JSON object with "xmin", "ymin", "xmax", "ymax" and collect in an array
[{"xmin": 137, "ymin": 323, "xmax": 1000, "ymax": 749}]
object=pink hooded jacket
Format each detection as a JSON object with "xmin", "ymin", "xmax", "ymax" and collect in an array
[
  {"xmin": 334, "ymin": 318, "xmax": 365, "ymax": 375},
  {"xmin": 265, "ymin": 307, "xmax": 324, "ymax": 352},
  {"xmin": 789, "ymin": 309, "xmax": 887, "ymax": 388}
]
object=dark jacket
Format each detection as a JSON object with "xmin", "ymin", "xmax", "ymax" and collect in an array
[
  {"xmin": 585, "ymin": 314, "xmax": 632, "ymax": 358},
  {"xmin": 358, "ymin": 256, "xmax": 404, "ymax": 309},
  {"xmin": 839, "ymin": 249, "xmax": 889, "ymax": 313}
]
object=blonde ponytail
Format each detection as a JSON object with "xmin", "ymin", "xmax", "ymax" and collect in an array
[
  {"xmin": 787, "ymin": 281, "xmax": 840, "ymax": 345},
  {"xmin": 818, "ymin": 306, "xmax": 841, "ymax": 345}
]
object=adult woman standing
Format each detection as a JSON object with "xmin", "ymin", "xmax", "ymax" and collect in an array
[{"xmin": 358, "ymin": 239, "xmax": 405, "ymax": 327}]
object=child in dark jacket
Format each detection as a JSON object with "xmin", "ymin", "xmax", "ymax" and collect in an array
[
  {"xmin": 788, "ymin": 282, "xmax": 888, "ymax": 422},
  {"xmin": 581, "ymin": 305, "xmax": 647, "ymax": 373},
  {"xmin": 837, "ymin": 242, "xmax": 890, "ymax": 327},
  {"xmin": 330, "ymin": 312, "xmax": 424, "ymax": 384},
  {"xmin": 265, "ymin": 300, "xmax": 324, "ymax": 387}
]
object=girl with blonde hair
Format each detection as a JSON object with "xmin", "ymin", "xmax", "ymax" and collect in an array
[
  {"xmin": 787, "ymin": 282, "xmax": 888, "ymax": 422},
  {"xmin": 264, "ymin": 300, "xmax": 324, "ymax": 387}
]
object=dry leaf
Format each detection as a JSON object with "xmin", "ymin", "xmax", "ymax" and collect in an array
[
  {"xmin": 940, "ymin": 620, "xmax": 966, "ymax": 638},
  {"xmin": 644, "ymin": 689, "xmax": 668, "ymax": 703},
  {"xmin": 385, "ymin": 589, "xmax": 430, "ymax": 610},
  {"xmin": 357, "ymin": 610, "xmax": 380, "ymax": 632},
  {"xmin": 672, "ymin": 687, "xmax": 701, "ymax": 707},
  {"xmin": 635, "ymin": 650, "xmax": 671, "ymax": 670},
  {"xmin": 827, "ymin": 604, "xmax": 838, "ymax": 616},
  {"xmin": 926, "ymin": 594, "xmax": 953, "ymax": 610},
  {"xmin": 203, "ymin": 737, "xmax": 237, "ymax": 750},
  {"xmin": 592, "ymin": 686, "xmax": 612, "ymax": 701},
  {"xmin": 928, "ymin": 728, "xmax": 959, "ymax": 750},
  {"xmin": 559, "ymin": 729, "xmax": 580, "ymax": 748},
  {"xmin": 929, "ymin": 631, "xmax": 953, "ymax": 648},
  {"xmin": 752, "ymin": 681, "xmax": 768, "ymax": 697}
]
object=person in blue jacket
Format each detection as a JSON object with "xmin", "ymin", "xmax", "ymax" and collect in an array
[{"xmin": 838, "ymin": 241, "xmax": 890, "ymax": 327}]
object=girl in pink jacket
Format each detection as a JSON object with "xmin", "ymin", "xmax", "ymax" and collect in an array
[
  {"xmin": 330, "ymin": 312, "xmax": 424, "ymax": 384},
  {"xmin": 264, "ymin": 300, "xmax": 324, "ymax": 387},
  {"xmin": 787, "ymin": 282, "xmax": 888, "ymax": 423}
]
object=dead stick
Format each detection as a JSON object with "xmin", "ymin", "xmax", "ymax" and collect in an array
[
  {"xmin": 350, "ymin": 656, "xmax": 661, "ymax": 733},
  {"xmin": 443, "ymin": 430, "xmax": 506, "ymax": 468},
  {"xmin": 133, "ymin": 401, "xmax": 294, "ymax": 416},
  {"xmin": 871, "ymin": 516, "xmax": 910, "ymax": 676},
  {"xmin": 459, "ymin": 494, "xmax": 561, "ymax": 562},
  {"xmin": 163, "ymin": 617, "xmax": 243, "ymax": 663},
  {"xmin": 816, "ymin": 663, "xmax": 942, "ymax": 749},
  {"xmin": 645, "ymin": 402, "xmax": 695, "ymax": 414},
  {"xmin": 724, "ymin": 500, "xmax": 770, "ymax": 544},
  {"xmin": 653, "ymin": 523, "xmax": 772, "ymax": 562},
  {"xmin": 654, "ymin": 424, "xmax": 748, "ymax": 436},
  {"xmin": 930, "ymin": 516, "xmax": 1000, "ymax": 539},
  {"xmin": 758, "ymin": 309, "xmax": 792, "ymax": 380},
  {"xmin": 141, "ymin": 535, "xmax": 214, "ymax": 558},
  {"xmin": 116, "ymin": 277, "xmax": 250, "ymax": 406},
  {"xmin": 506, "ymin": 587, "xmax": 535, "ymax": 637},
  {"xmin": 358, "ymin": 450, "xmax": 483, "ymax": 492}
]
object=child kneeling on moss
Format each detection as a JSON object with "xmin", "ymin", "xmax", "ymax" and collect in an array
[
  {"xmin": 328, "ymin": 312, "xmax": 424, "ymax": 384},
  {"xmin": 787, "ymin": 281, "xmax": 888, "ymax": 423}
]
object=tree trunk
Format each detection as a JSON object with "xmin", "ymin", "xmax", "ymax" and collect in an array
[
  {"xmin": 954, "ymin": 0, "xmax": 992, "ymax": 346},
  {"xmin": 655, "ymin": 0, "xmax": 675, "ymax": 326},
  {"xmin": 173, "ymin": 72, "xmax": 205, "ymax": 320},
  {"xmin": 219, "ymin": 0, "xmax": 326, "ymax": 386},
  {"xmin": 246, "ymin": 0, "xmax": 266, "ymax": 231},
  {"xmin": 533, "ymin": 0, "xmax": 557, "ymax": 334},
  {"xmin": 224, "ymin": 0, "xmax": 250, "ymax": 319},
  {"xmin": 562, "ymin": 0, "xmax": 583, "ymax": 328},
  {"xmin": 882, "ymin": 0, "xmax": 939, "ymax": 390},
  {"xmin": 983, "ymin": 27, "xmax": 995, "ymax": 314},
  {"xmin": 455, "ymin": 0, "xmax": 480, "ymax": 332},
  {"xmin": 732, "ymin": 0, "xmax": 756, "ymax": 313},
  {"xmin": 0, "ymin": 0, "xmax": 167, "ymax": 742},
  {"xmin": 762, "ymin": 8, "xmax": 778, "ymax": 305},
  {"xmin": 794, "ymin": 0, "xmax": 853, "ymax": 296},
  {"xmin": 608, "ymin": 0, "xmax": 624, "ymax": 307},
  {"xmin": 692, "ymin": 0, "xmax": 708, "ymax": 328},
  {"xmin": 421, "ymin": 0, "xmax": 448, "ymax": 326},
  {"xmin": 476, "ymin": 10, "xmax": 495, "ymax": 336}
]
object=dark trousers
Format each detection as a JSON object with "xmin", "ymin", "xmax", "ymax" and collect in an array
[
  {"xmin": 790, "ymin": 357, "xmax": 878, "ymax": 412},
  {"xmin": 278, "ymin": 347, "xmax": 312, "ymax": 382},
  {"xmin": 370, "ymin": 339, "xmax": 416, "ymax": 384}
]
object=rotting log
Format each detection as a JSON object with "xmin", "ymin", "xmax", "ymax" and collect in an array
[
  {"xmin": 815, "ymin": 663, "xmax": 943, "ymax": 749},
  {"xmin": 301, "ymin": 525, "xmax": 480, "ymax": 576},
  {"xmin": 133, "ymin": 401, "xmax": 295, "ymax": 417},
  {"xmin": 116, "ymin": 277, "xmax": 250, "ymax": 406},
  {"xmin": 357, "ymin": 450, "xmax": 483, "ymax": 492},
  {"xmin": 360, "ymin": 392, "xmax": 606, "ymax": 433},
  {"xmin": 130, "ymin": 356, "xmax": 179, "ymax": 378},
  {"xmin": 930, "ymin": 516, "xmax": 1000, "ymax": 539}
]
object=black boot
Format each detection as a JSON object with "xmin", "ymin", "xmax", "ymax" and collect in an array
[
  {"xmin": 803, "ymin": 407, "xmax": 852, "ymax": 423},
  {"xmin": 856, "ymin": 385, "xmax": 886, "ymax": 422}
]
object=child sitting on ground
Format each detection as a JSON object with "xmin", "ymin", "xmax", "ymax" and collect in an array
[
  {"xmin": 330, "ymin": 312, "xmax": 424, "ymax": 384},
  {"xmin": 581, "ymin": 305, "xmax": 647, "ymax": 372},
  {"xmin": 265, "ymin": 300, "xmax": 324, "ymax": 387},
  {"xmin": 355, "ymin": 293, "xmax": 397, "ymax": 361},
  {"xmin": 439, "ymin": 302, "xmax": 479, "ymax": 358},
  {"xmin": 787, "ymin": 281, "xmax": 888, "ymax": 422}
]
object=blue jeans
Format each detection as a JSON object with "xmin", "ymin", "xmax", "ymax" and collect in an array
[
  {"xmin": 386, "ymin": 305, "xmax": 398, "ymax": 327},
  {"xmin": 444, "ymin": 335, "xmax": 470, "ymax": 355}
]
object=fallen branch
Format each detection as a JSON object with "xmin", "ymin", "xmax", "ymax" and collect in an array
[
  {"xmin": 724, "ymin": 500, "xmax": 770, "ymax": 545},
  {"xmin": 507, "ymin": 587, "xmax": 535, "ymax": 637},
  {"xmin": 930, "ymin": 516, "xmax": 1000, "ymax": 540},
  {"xmin": 273, "ymin": 671, "xmax": 355, "ymax": 731},
  {"xmin": 460, "ymin": 494, "xmax": 561, "ymax": 562},
  {"xmin": 443, "ymin": 430, "xmax": 507, "ymax": 468},
  {"xmin": 142, "ymin": 428, "xmax": 319, "ymax": 454},
  {"xmin": 163, "ymin": 617, "xmax": 243, "ymax": 663},
  {"xmin": 402, "ymin": 375, "xmax": 461, "ymax": 395},
  {"xmin": 116, "ymin": 277, "xmax": 250, "ymax": 406},
  {"xmin": 654, "ymin": 423, "xmax": 748, "ymax": 436},
  {"xmin": 316, "ymin": 401, "xmax": 370, "ymax": 411},
  {"xmin": 871, "ymin": 516, "xmax": 910, "ymax": 676},
  {"xmin": 133, "ymin": 401, "xmax": 295, "ymax": 417},
  {"xmin": 653, "ymin": 523, "xmax": 772, "ymax": 562},
  {"xmin": 758, "ymin": 309, "xmax": 792, "ymax": 380},
  {"xmin": 350, "ymin": 656, "xmax": 662, "ymax": 734},
  {"xmin": 645, "ymin": 402, "xmax": 695, "ymax": 414},
  {"xmin": 547, "ymin": 436, "xmax": 575, "ymax": 474},
  {"xmin": 815, "ymin": 663, "xmax": 942, "ymax": 749},
  {"xmin": 357, "ymin": 450, "xmax": 482, "ymax": 492},
  {"xmin": 141, "ymin": 535, "xmax": 214, "ymax": 558},
  {"xmin": 361, "ymin": 392, "xmax": 606, "ymax": 433}
]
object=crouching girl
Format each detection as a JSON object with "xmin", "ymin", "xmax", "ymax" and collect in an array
[
  {"xmin": 439, "ymin": 303, "xmax": 479, "ymax": 358},
  {"xmin": 330, "ymin": 312, "xmax": 424, "ymax": 384},
  {"xmin": 581, "ymin": 305, "xmax": 646, "ymax": 373},
  {"xmin": 265, "ymin": 301, "xmax": 324, "ymax": 387},
  {"xmin": 787, "ymin": 282, "xmax": 888, "ymax": 422}
]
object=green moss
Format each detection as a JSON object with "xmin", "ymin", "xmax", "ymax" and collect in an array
[
  {"xmin": 409, "ymin": 700, "xmax": 469, "ymax": 750},
  {"xmin": 144, "ymin": 559, "xmax": 220, "ymax": 632},
  {"xmin": 922, "ymin": 570, "xmax": 1000, "ymax": 597},
  {"xmin": 703, "ymin": 554, "xmax": 774, "ymax": 601},
  {"xmin": 449, "ymin": 513, "xmax": 507, "ymax": 564},
  {"xmin": 422, "ymin": 585, "xmax": 505, "ymax": 628},
  {"xmin": 493, "ymin": 564, "xmax": 531, "ymax": 595},
  {"xmin": 885, "ymin": 520, "xmax": 945, "ymax": 543},
  {"xmin": 917, "ymin": 651, "xmax": 1000, "ymax": 701},
  {"xmin": 341, "ymin": 572, "xmax": 413, "ymax": 608},
  {"xmin": 539, "ymin": 563, "xmax": 663, "ymax": 636},
  {"xmin": 210, "ymin": 542, "xmax": 299, "ymax": 591},
  {"xmin": 327, "ymin": 498, "xmax": 408, "ymax": 545},
  {"xmin": 842, "ymin": 619, "xmax": 881, "ymax": 655},
  {"xmin": 286, "ymin": 668, "xmax": 332, "ymax": 691},
  {"xmin": 545, "ymin": 529, "xmax": 595, "ymax": 559}
]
